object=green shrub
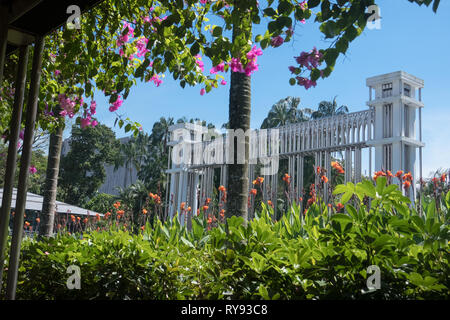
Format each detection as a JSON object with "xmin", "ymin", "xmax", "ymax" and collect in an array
[{"xmin": 5, "ymin": 178, "xmax": 449, "ymax": 300}]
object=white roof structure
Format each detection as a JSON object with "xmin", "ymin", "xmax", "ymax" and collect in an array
[{"xmin": 0, "ymin": 188, "xmax": 103, "ymax": 216}]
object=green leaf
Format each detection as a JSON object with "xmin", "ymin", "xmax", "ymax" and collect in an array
[
  {"xmin": 263, "ymin": 8, "xmax": 277, "ymax": 17},
  {"xmin": 341, "ymin": 191, "xmax": 353, "ymax": 204},
  {"xmin": 308, "ymin": 0, "xmax": 321, "ymax": 9},
  {"xmin": 212, "ymin": 26, "xmax": 222, "ymax": 37},
  {"xmin": 376, "ymin": 176, "xmax": 387, "ymax": 195}
]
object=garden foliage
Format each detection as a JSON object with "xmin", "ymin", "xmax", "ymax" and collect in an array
[{"xmin": 7, "ymin": 178, "xmax": 449, "ymax": 300}]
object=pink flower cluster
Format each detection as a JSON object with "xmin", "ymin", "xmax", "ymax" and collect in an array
[
  {"xmin": 148, "ymin": 73, "xmax": 163, "ymax": 87},
  {"xmin": 295, "ymin": 77, "xmax": 317, "ymax": 90},
  {"xmin": 210, "ymin": 61, "xmax": 225, "ymax": 74},
  {"xmin": 294, "ymin": 47, "xmax": 323, "ymax": 70},
  {"xmin": 29, "ymin": 166, "xmax": 37, "ymax": 174},
  {"xmin": 80, "ymin": 101, "xmax": 98, "ymax": 129},
  {"xmin": 198, "ymin": 46, "xmax": 262, "ymax": 95},
  {"xmin": 116, "ymin": 22, "xmax": 135, "ymax": 47},
  {"xmin": 195, "ymin": 55, "xmax": 205, "ymax": 72},
  {"xmin": 299, "ymin": 0, "xmax": 307, "ymax": 10},
  {"xmin": 58, "ymin": 94, "xmax": 76, "ymax": 118},
  {"xmin": 271, "ymin": 36, "xmax": 284, "ymax": 47},
  {"xmin": 289, "ymin": 47, "xmax": 324, "ymax": 90},
  {"xmin": 109, "ymin": 95, "xmax": 123, "ymax": 112},
  {"xmin": 230, "ymin": 46, "xmax": 263, "ymax": 76},
  {"xmin": 136, "ymin": 37, "xmax": 149, "ymax": 58}
]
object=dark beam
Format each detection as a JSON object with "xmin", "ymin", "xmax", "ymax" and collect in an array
[
  {"xmin": 0, "ymin": 4, "xmax": 8, "ymax": 83},
  {"xmin": 7, "ymin": 0, "xmax": 43, "ymax": 24},
  {"xmin": 5, "ymin": 36, "xmax": 44, "ymax": 300},
  {"xmin": 0, "ymin": 45, "xmax": 29, "ymax": 292}
]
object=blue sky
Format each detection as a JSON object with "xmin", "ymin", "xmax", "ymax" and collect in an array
[{"xmin": 78, "ymin": 0, "xmax": 450, "ymax": 177}]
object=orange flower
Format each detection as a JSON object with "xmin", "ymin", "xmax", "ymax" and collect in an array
[
  {"xmin": 187, "ymin": 206, "xmax": 192, "ymax": 212},
  {"xmin": 207, "ymin": 216, "xmax": 213, "ymax": 224},
  {"xmin": 77, "ymin": 216, "xmax": 81, "ymax": 221},
  {"xmin": 336, "ymin": 203, "xmax": 344, "ymax": 211},
  {"xmin": 104, "ymin": 212, "xmax": 111, "ymax": 219},
  {"xmin": 96, "ymin": 213, "xmax": 100, "ymax": 221},
  {"xmin": 387, "ymin": 170, "xmax": 393, "ymax": 178},
  {"xmin": 403, "ymin": 180, "xmax": 411, "ymax": 190},
  {"xmin": 316, "ymin": 166, "xmax": 321, "ymax": 175},
  {"xmin": 321, "ymin": 175, "xmax": 329, "ymax": 183},
  {"xmin": 331, "ymin": 161, "xmax": 344, "ymax": 174},
  {"xmin": 117, "ymin": 210, "xmax": 125, "ymax": 215},
  {"xmin": 253, "ymin": 177, "xmax": 264, "ymax": 185},
  {"xmin": 202, "ymin": 205, "xmax": 209, "ymax": 211},
  {"xmin": 142, "ymin": 208, "xmax": 148, "ymax": 215},
  {"xmin": 298, "ymin": 197, "xmax": 303, "ymax": 202},
  {"xmin": 180, "ymin": 202, "xmax": 186, "ymax": 211},
  {"xmin": 395, "ymin": 170, "xmax": 403, "ymax": 178},
  {"xmin": 35, "ymin": 218, "xmax": 40, "ymax": 223},
  {"xmin": 140, "ymin": 225, "xmax": 145, "ymax": 231},
  {"xmin": 219, "ymin": 209, "xmax": 225, "ymax": 217},
  {"xmin": 250, "ymin": 188, "xmax": 257, "ymax": 196},
  {"xmin": 218, "ymin": 185, "xmax": 226, "ymax": 192},
  {"xmin": 197, "ymin": 209, "xmax": 200, "ymax": 215},
  {"xmin": 113, "ymin": 201, "xmax": 121, "ymax": 209},
  {"xmin": 83, "ymin": 218, "xmax": 88, "ymax": 223},
  {"xmin": 205, "ymin": 198, "xmax": 211, "ymax": 205},
  {"xmin": 70, "ymin": 215, "xmax": 76, "ymax": 222},
  {"xmin": 440, "ymin": 173, "xmax": 447, "ymax": 183},
  {"xmin": 267, "ymin": 200, "xmax": 274, "ymax": 208},
  {"xmin": 373, "ymin": 170, "xmax": 386, "ymax": 181},
  {"xmin": 282, "ymin": 173, "xmax": 290, "ymax": 184},
  {"xmin": 327, "ymin": 203, "xmax": 332, "ymax": 208},
  {"xmin": 57, "ymin": 224, "xmax": 61, "ymax": 229},
  {"xmin": 403, "ymin": 172, "xmax": 413, "ymax": 181},
  {"xmin": 24, "ymin": 221, "xmax": 30, "ymax": 227}
]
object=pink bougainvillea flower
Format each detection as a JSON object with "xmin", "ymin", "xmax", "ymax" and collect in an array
[
  {"xmin": 90, "ymin": 101, "xmax": 97, "ymax": 115},
  {"xmin": 29, "ymin": 166, "xmax": 37, "ymax": 174},
  {"xmin": 200, "ymin": 88, "xmax": 206, "ymax": 96},
  {"xmin": 271, "ymin": 36, "xmax": 284, "ymax": 47},
  {"xmin": 55, "ymin": 70, "xmax": 61, "ymax": 76},
  {"xmin": 230, "ymin": 57, "xmax": 244, "ymax": 73},
  {"xmin": 80, "ymin": 117, "xmax": 91, "ymax": 129},
  {"xmin": 210, "ymin": 61, "xmax": 225, "ymax": 74},
  {"xmin": 194, "ymin": 55, "xmax": 205, "ymax": 72},
  {"xmin": 19, "ymin": 129, "xmax": 24, "ymax": 140},
  {"xmin": 109, "ymin": 95, "xmax": 123, "ymax": 112},
  {"xmin": 220, "ymin": 79, "xmax": 227, "ymax": 85}
]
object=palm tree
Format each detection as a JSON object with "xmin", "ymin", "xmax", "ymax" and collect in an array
[
  {"xmin": 39, "ymin": 108, "xmax": 64, "ymax": 237},
  {"xmin": 308, "ymin": 96, "xmax": 349, "ymax": 119},
  {"xmin": 261, "ymin": 96, "xmax": 311, "ymax": 129},
  {"xmin": 226, "ymin": 17, "xmax": 253, "ymax": 221}
]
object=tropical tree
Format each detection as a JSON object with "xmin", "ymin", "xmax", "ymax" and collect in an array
[
  {"xmin": 58, "ymin": 124, "xmax": 120, "ymax": 206},
  {"xmin": 308, "ymin": 96, "xmax": 349, "ymax": 119},
  {"xmin": 261, "ymin": 96, "xmax": 311, "ymax": 129}
]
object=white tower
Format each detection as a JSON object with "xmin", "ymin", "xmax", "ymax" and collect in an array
[{"xmin": 366, "ymin": 71, "xmax": 424, "ymax": 201}]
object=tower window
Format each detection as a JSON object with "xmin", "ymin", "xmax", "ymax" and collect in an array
[
  {"xmin": 383, "ymin": 104, "xmax": 393, "ymax": 138},
  {"xmin": 404, "ymin": 84, "xmax": 411, "ymax": 97},
  {"xmin": 382, "ymin": 83, "xmax": 393, "ymax": 98}
]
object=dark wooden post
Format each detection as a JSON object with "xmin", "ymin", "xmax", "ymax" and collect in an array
[
  {"xmin": 0, "ymin": 4, "xmax": 8, "ymax": 84},
  {"xmin": 5, "ymin": 36, "xmax": 44, "ymax": 300},
  {"xmin": 0, "ymin": 45, "xmax": 29, "ymax": 291}
]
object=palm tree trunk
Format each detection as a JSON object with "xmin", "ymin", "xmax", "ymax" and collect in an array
[
  {"xmin": 39, "ymin": 115, "xmax": 64, "ymax": 237},
  {"xmin": 226, "ymin": 19, "xmax": 252, "ymax": 221}
]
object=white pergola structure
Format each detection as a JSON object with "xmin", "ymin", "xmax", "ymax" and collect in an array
[{"xmin": 166, "ymin": 71, "xmax": 424, "ymax": 223}]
